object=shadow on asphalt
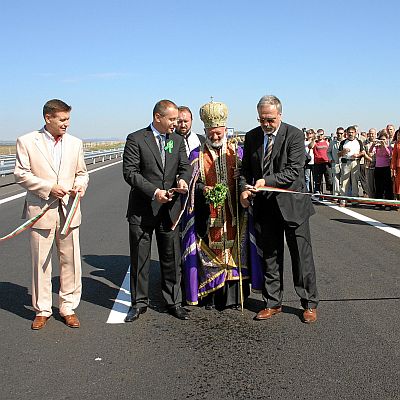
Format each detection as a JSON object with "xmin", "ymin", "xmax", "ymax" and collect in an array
[
  {"xmin": 82, "ymin": 254, "xmax": 129, "ymax": 288},
  {"xmin": 46, "ymin": 254, "xmax": 131, "ymax": 312},
  {"xmin": 51, "ymin": 275, "xmax": 119, "ymax": 312},
  {"xmin": 0, "ymin": 282, "xmax": 34, "ymax": 321},
  {"xmin": 244, "ymin": 297, "xmax": 304, "ymax": 320},
  {"xmin": 319, "ymin": 296, "xmax": 400, "ymax": 302},
  {"xmin": 78, "ymin": 255, "xmax": 166, "ymax": 312}
]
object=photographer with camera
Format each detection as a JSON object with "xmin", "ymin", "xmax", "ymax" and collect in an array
[{"xmin": 370, "ymin": 131, "xmax": 393, "ymax": 209}]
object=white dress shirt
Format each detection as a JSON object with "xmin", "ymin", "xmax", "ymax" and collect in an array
[
  {"xmin": 43, "ymin": 127, "xmax": 62, "ymax": 173},
  {"xmin": 151, "ymin": 123, "xmax": 166, "ymax": 149},
  {"xmin": 150, "ymin": 123, "xmax": 165, "ymax": 200},
  {"xmin": 182, "ymin": 130, "xmax": 202, "ymax": 157}
]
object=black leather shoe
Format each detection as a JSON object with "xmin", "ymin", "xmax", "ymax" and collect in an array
[
  {"xmin": 169, "ymin": 306, "xmax": 189, "ymax": 320},
  {"xmin": 125, "ymin": 306, "xmax": 147, "ymax": 323}
]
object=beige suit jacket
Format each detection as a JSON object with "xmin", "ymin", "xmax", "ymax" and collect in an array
[{"xmin": 14, "ymin": 128, "xmax": 89, "ymax": 229}]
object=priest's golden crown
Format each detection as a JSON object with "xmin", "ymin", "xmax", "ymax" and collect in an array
[{"xmin": 199, "ymin": 101, "xmax": 228, "ymax": 128}]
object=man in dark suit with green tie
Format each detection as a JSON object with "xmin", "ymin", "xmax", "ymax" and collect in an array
[{"xmin": 123, "ymin": 99, "xmax": 192, "ymax": 322}]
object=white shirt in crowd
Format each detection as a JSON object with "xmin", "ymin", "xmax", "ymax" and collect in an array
[{"xmin": 342, "ymin": 139, "xmax": 361, "ymax": 159}]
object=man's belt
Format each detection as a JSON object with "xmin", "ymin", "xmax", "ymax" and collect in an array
[{"xmin": 341, "ymin": 158, "xmax": 359, "ymax": 164}]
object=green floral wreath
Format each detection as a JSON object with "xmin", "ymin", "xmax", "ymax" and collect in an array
[{"xmin": 204, "ymin": 183, "xmax": 228, "ymax": 208}]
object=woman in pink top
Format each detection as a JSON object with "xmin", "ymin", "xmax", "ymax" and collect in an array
[
  {"xmin": 370, "ymin": 132, "xmax": 393, "ymax": 205},
  {"xmin": 391, "ymin": 130, "xmax": 400, "ymax": 201}
]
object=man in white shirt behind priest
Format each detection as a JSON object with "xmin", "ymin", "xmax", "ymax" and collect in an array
[{"xmin": 175, "ymin": 106, "xmax": 205, "ymax": 156}]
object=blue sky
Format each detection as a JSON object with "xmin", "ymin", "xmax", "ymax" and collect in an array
[{"xmin": 0, "ymin": 0, "xmax": 399, "ymax": 140}]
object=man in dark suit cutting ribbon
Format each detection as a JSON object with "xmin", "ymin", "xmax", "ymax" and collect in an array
[
  {"xmin": 239, "ymin": 95, "xmax": 319, "ymax": 323},
  {"xmin": 123, "ymin": 99, "xmax": 192, "ymax": 322}
]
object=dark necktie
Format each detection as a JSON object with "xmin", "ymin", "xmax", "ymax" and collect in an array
[
  {"xmin": 158, "ymin": 134, "xmax": 165, "ymax": 167},
  {"xmin": 263, "ymin": 134, "xmax": 273, "ymax": 176},
  {"xmin": 185, "ymin": 137, "xmax": 190, "ymax": 154}
]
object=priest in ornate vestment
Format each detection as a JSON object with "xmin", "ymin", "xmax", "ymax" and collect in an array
[{"xmin": 181, "ymin": 100, "xmax": 263, "ymax": 310}]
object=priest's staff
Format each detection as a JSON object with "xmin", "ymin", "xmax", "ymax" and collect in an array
[{"xmin": 234, "ymin": 133, "xmax": 244, "ymax": 312}]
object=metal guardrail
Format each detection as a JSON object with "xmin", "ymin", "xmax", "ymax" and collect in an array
[
  {"xmin": 0, "ymin": 159, "xmax": 16, "ymax": 176},
  {"xmin": 0, "ymin": 149, "xmax": 124, "ymax": 177},
  {"xmin": 83, "ymin": 149, "xmax": 124, "ymax": 165}
]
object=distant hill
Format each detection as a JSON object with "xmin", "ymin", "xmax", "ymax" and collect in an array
[
  {"xmin": 82, "ymin": 138, "xmax": 125, "ymax": 142},
  {"xmin": 0, "ymin": 141, "xmax": 16, "ymax": 145},
  {"xmin": 1, "ymin": 139, "xmax": 125, "ymax": 145}
]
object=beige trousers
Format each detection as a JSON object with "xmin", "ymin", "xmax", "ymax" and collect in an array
[
  {"xmin": 330, "ymin": 163, "xmax": 341, "ymax": 196},
  {"xmin": 29, "ymin": 209, "xmax": 82, "ymax": 317},
  {"xmin": 340, "ymin": 160, "xmax": 360, "ymax": 197}
]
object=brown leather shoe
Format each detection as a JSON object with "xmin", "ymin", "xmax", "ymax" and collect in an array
[
  {"xmin": 31, "ymin": 316, "xmax": 50, "ymax": 330},
  {"xmin": 255, "ymin": 307, "xmax": 282, "ymax": 320},
  {"xmin": 62, "ymin": 314, "xmax": 80, "ymax": 328},
  {"xmin": 303, "ymin": 308, "xmax": 317, "ymax": 323}
]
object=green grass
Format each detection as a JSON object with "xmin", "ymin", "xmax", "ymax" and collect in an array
[{"xmin": 83, "ymin": 141, "xmax": 125, "ymax": 151}]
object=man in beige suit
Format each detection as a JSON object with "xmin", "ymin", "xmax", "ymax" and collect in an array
[{"xmin": 14, "ymin": 99, "xmax": 89, "ymax": 330}]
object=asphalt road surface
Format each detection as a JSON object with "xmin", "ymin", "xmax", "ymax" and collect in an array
[{"xmin": 0, "ymin": 161, "xmax": 399, "ymax": 400}]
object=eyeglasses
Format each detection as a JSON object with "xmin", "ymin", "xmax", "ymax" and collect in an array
[{"xmin": 257, "ymin": 118, "xmax": 276, "ymax": 124}]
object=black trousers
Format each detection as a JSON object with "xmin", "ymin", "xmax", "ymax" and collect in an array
[
  {"xmin": 359, "ymin": 164, "xmax": 367, "ymax": 195},
  {"xmin": 374, "ymin": 166, "xmax": 393, "ymax": 200},
  {"xmin": 365, "ymin": 167, "xmax": 375, "ymax": 198},
  {"xmin": 314, "ymin": 162, "xmax": 332, "ymax": 193},
  {"xmin": 259, "ymin": 197, "xmax": 319, "ymax": 309},
  {"xmin": 128, "ymin": 210, "xmax": 182, "ymax": 309}
]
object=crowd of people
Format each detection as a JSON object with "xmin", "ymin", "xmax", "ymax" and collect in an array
[{"xmin": 304, "ymin": 124, "xmax": 400, "ymax": 209}]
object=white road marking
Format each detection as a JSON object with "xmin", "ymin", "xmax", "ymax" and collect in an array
[
  {"xmin": 316, "ymin": 199, "xmax": 400, "ymax": 239},
  {"xmin": 0, "ymin": 160, "xmax": 122, "ymax": 206},
  {"xmin": 107, "ymin": 238, "xmax": 159, "ymax": 324},
  {"xmin": 0, "ymin": 192, "xmax": 25, "ymax": 205},
  {"xmin": 106, "ymin": 266, "xmax": 131, "ymax": 324},
  {"xmin": 88, "ymin": 160, "xmax": 122, "ymax": 174}
]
